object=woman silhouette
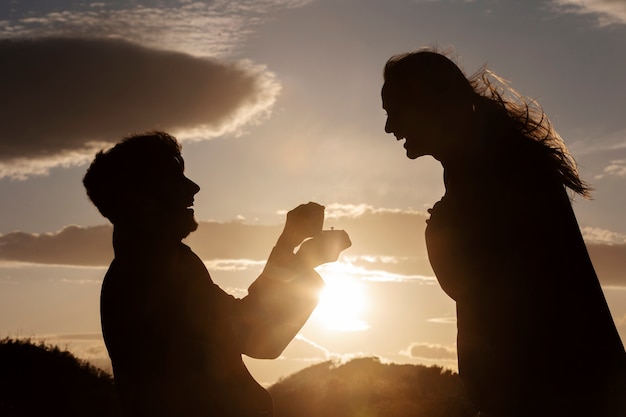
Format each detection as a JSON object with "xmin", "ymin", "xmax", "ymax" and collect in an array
[{"xmin": 382, "ymin": 49, "xmax": 625, "ymax": 417}]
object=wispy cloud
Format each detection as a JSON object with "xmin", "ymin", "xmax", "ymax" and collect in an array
[
  {"xmin": 0, "ymin": 37, "xmax": 280, "ymax": 179},
  {"xmin": 0, "ymin": 0, "xmax": 312, "ymax": 57},
  {"xmin": 288, "ymin": 334, "xmax": 338, "ymax": 360},
  {"xmin": 596, "ymin": 159, "xmax": 626, "ymax": 179},
  {"xmin": 203, "ymin": 259, "xmax": 266, "ymax": 272},
  {"xmin": 582, "ymin": 227, "xmax": 626, "ymax": 244},
  {"xmin": 568, "ymin": 127, "xmax": 626, "ymax": 156},
  {"xmin": 551, "ymin": 0, "xmax": 626, "ymax": 26},
  {"xmin": 427, "ymin": 317, "xmax": 457, "ymax": 324},
  {"xmin": 565, "ymin": 128, "xmax": 626, "ymax": 180},
  {"xmin": 323, "ymin": 203, "xmax": 424, "ymax": 219},
  {"xmin": 344, "ymin": 254, "xmax": 434, "ymax": 281},
  {"xmin": 288, "ymin": 338, "xmax": 387, "ymax": 368},
  {"xmin": 318, "ymin": 259, "xmax": 435, "ymax": 284}
]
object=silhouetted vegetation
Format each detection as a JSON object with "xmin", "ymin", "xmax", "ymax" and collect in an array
[
  {"xmin": 270, "ymin": 357, "xmax": 476, "ymax": 417},
  {"xmin": 1, "ymin": 339, "xmax": 476, "ymax": 416},
  {"xmin": 0, "ymin": 338, "xmax": 121, "ymax": 417}
]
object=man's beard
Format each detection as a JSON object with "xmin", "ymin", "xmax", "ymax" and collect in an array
[{"xmin": 175, "ymin": 209, "xmax": 198, "ymax": 240}]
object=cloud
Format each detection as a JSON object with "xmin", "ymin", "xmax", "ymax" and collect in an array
[
  {"xmin": 343, "ymin": 255, "xmax": 435, "ymax": 282},
  {"xmin": 319, "ymin": 258, "xmax": 435, "ymax": 284},
  {"xmin": 0, "ymin": 221, "xmax": 282, "ymax": 266},
  {"xmin": 0, "ymin": 147, "xmax": 98, "ymax": 181},
  {"xmin": 551, "ymin": 0, "xmax": 626, "ymax": 26},
  {"xmin": 566, "ymin": 128, "xmax": 626, "ymax": 180},
  {"xmin": 281, "ymin": 336, "xmax": 381, "ymax": 368},
  {"xmin": 284, "ymin": 334, "xmax": 337, "ymax": 361},
  {"xmin": 401, "ymin": 342, "xmax": 457, "ymax": 360},
  {"xmin": 587, "ymin": 243, "xmax": 626, "ymax": 287},
  {"xmin": 568, "ymin": 128, "xmax": 626, "ymax": 171},
  {"xmin": 320, "ymin": 206, "xmax": 430, "ymax": 258},
  {"xmin": 0, "ymin": 208, "xmax": 431, "ymax": 266},
  {"xmin": 0, "ymin": 0, "xmax": 312, "ymax": 57},
  {"xmin": 599, "ymin": 159, "xmax": 626, "ymax": 179},
  {"xmin": 427, "ymin": 317, "xmax": 457, "ymax": 325},
  {"xmin": 323, "ymin": 203, "xmax": 424, "ymax": 219},
  {"xmin": 0, "ymin": 225, "xmax": 114, "ymax": 266},
  {"xmin": 203, "ymin": 259, "xmax": 267, "ymax": 272},
  {"xmin": 0, "ymin": 36, "xmax": 280, "ymax": 179},
  {"xmin": 581, "ymin": 227, "xmax": 626, "ymax": 244},
  {"xmin": 579, "ymin": 229, "xmax": 626, "ymax": 287},
  {"xmin": 2, "ymin": 208, "xmax": 626, "ymax": 287}
]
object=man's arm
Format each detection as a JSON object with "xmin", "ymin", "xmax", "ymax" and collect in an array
[{"xmin": 236, "ymin": 203, "xmax": 351, "ymax": 359}]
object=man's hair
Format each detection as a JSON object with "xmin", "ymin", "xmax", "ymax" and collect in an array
[{"xmin": 83, "ymin": 131, "xmax": 183, "ymax": 224}]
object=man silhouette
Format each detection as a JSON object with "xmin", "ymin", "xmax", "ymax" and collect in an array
[{"xmin": 83, "ymin": 131, "xmax": 350, "ymax": 417}]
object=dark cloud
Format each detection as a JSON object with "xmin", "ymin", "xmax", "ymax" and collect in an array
[
  {"xmin": 325, "ymin": 208, "xmax": 430, "ymax": 258},
  {"xmin": 1, "ymin": 210, "xmax": 626, "ymax": 288},
  {"xmin": 587, "ymin": 243, "xmax": 626, "ymax": 287},
  {"xmin": 0, "ymin": 37, "xmax": 278, "ymax": 178},
  {"xmin": 0, "ymin": 225, "xmax": 114, "ymax": 266},
  {"xmin": 406, "ymin": 342, "xmax": 456, "ymax": 360},
  {"xmin": 0, "ymin": 222, "xmax": 284, "ymax": 267},
  {"xmin": 0, "ymin": 210, "xmax": 429, "ymax": 267}
]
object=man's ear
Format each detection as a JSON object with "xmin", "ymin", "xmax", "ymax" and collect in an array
[{"xmin": 127, "ymin": 190, "xmax": 162, "ymax": 218}]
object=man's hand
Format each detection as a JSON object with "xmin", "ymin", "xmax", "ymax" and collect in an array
[
  {"xmin": 295, "ymin": 229, "xmax": 351, "ymax": 268},
  {"xmin": 277, "ymin": 202, "xmax": 325, "ymax": 252}
]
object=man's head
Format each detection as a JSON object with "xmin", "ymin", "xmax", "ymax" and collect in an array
[{"xmin": 83, "ymin": 131, "xmax": 200, "ymax": 239}]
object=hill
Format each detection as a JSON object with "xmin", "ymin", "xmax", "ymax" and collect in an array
[
  {"xmin": 269, "ymin": 357, "xmax": 476, "ymax": 417},
  {"xmin": 0, "ymin": 338, "xmax": 121, "ymax": 417},
  {"xmin": 0, "ymin": 339, "xmax": 474, "ymax": 417}
]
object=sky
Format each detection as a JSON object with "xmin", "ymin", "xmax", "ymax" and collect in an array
[{"xmin": 1, "ymin": 0, "xmax": 625, "ymax": 386}]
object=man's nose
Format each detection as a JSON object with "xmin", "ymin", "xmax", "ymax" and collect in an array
[{"xmin": 186, "ymin": 177, "xmax": 200, "ymax": 194}]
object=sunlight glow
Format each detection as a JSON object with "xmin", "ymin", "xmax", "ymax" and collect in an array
[{"xmin": 312, "ymin": 263, "xmax": 370, "ymax": 332}]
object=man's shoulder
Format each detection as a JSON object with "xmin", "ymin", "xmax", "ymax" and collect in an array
[{"xmin": 103, "ymin": 242, "xmax": 209, "ymax": 286}]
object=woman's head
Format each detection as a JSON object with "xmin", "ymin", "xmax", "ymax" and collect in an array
[
  {"xmin": 383, "ymin": 50, "xmax": 474, "ymax": 103},
  {"xmin": 381, "ymin": 50, "xmax": 476, "ymax": 161},
  {"xmin": 382, "ymin": 48, "xmax": 591, "ymax": 198}
]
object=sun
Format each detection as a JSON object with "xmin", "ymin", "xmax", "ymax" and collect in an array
[{"xmin": 311, "ymin": 263, "xmax": 370, "ymax": 332}]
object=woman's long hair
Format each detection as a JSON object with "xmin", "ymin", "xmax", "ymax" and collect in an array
[
  {"xmin": 384, "ymin": 49, "xmax": 592, "ymax": 198},
  {"xmin": 469, "ymin": 66, "xmax": 592, "ymax": 198}
]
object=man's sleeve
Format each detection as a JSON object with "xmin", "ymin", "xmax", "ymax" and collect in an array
[{"xmin": 236, "ymin": 256, "xmax": 325, "ymax": 359}]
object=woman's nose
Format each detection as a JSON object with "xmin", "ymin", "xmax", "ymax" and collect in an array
[{"xmin": 385, "ymin": 117, "xmax": 393, "ymax": 134}]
